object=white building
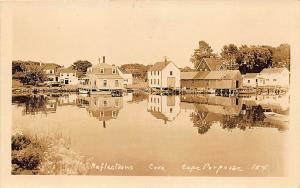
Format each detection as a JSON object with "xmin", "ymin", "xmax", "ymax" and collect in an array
[
  {"xmin": 117, "ymin": 67, "xmax": 133, "ymax": 87},
  {"xmin": 57, "ymin": 67, "xmax": 79, "ymax": 85},
  {"xmin": 259, "ymin": 68, "xmax": 289, "ymax": 88},
  {"xmin": 147, "ymin": 95, "xmax": 181, "ymax": 124},
  {"xmin": 147, "ymin": 59, "xmax": 180, "ymax": 89},
  {"xmin": 242, "ymin": 73, "xmax": 265, "ymax": 88},
  {"xmin": 80, "ymin": 57, "xmax": 124, "ymax": 91}
]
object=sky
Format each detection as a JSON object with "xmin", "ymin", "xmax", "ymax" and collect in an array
[{"xmin": 11, "ymin": 0, "xmax": 296, "ymax": 68}]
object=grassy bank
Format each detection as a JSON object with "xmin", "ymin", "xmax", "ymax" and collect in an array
[{"xmin": 11, "ymin": 129, "xmax": 94, "ymax": 175}]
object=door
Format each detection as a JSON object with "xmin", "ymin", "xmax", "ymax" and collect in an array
[
  {"xmin": 235, "ymin": 80, "xmax": 239, "ymax": 88},
  {"xmin": 65, "ymin": 79, "xmax": 69, "ymax": 84},
  {"xmin": 167, "ymin": 77, "xmax": 176, "ymax": 88}
]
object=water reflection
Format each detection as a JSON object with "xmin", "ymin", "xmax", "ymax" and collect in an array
[
  {"xmin": 12, "ymin": 93, "xmax": 289, "ymax": 132},
  {"xmin": 12, "ymin": 95, "xmax": 57, "ymax": 115},
  {"xmin": 77, "ymin": 95, "xmax": 123, "ymax": 128},
  {"xmin": 181, "ymin": 95, "xmax": 289, "ymax": 133},
  {"xmin": 147, "ymin": 95, "xmax": 180, "ymax": 124}
]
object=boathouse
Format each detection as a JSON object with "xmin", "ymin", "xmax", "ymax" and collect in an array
[
  {"xmin": 147, "ymin": 58, "xmax": 181, "ymax": 90},
  {"xmin": 180, "ymin": 70, "xmax": 242, "ymax": 94}
]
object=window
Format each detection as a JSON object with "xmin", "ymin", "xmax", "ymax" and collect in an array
[
  {"xmin": 112, "ymin": 68, "xmax": 117, "ymax": 74},
  {"xmin": 112, "ymin": 111, "xmax": 117, "ymax": 118},
  {"xmin": 151, "ymin": 71, "xmax": 152, "ymax": 76},
  {"xmin": 248, "ymin": 80, "xmax": 250, "ymax": 83},
  {"xmin": 67, "ymin": 74, "xmax": 69, "ymax": 76},
  {"xmin": 154, "ymin": 71, "xmax": 156, "ymax": 76},
  {"xmin": 50, "ymin": 70, "xmax": 53, "ymax": 74},
  {"xmin": 256, "ymin": 79, "xmax": 258, "ymax": 83},
  {"xmin": 100, "ymin": 111, "xmax": 104, "ymax": 117},
  {"xmin": 170, "ymin": 108, "xmax": 173, "ymax": 113},
  {"xmin": 115, "ymin": 80, "xmax": 119, "ymax": 87},
  {"xmin": 157, "ymin": 79, "xmax": 159, "ymax": 85},
  {"xmin": 100, "ymin": 68, "xmax": 104, "ymax": 74},
  {"xmin": 273, "ymin": 79, "xmax": 277, "ymax": 81},
  {"xmin": 103, "ymin": 100, "xmax": 107, "ymax": 107},
  {"xmin": 170, "ymin": 71, "xmax": 173, "ymax": 75},
  {"xmin": 154, "ymin": 79, "xmax": 156, "ymax": 84},
  {"xmin": 150, "ymin": 79, "xmax": 153, "ymax": 85},
  {"xmin": 73, "ymin": 74, "xmax": 75, "ymax": 76},
  {"xmin": 94, "ymin": 80, "xmax": 97, "ymax": 87},
  {"xmin": 157, "ymin": 98, "xmax": 159, "ymax": 103},
  {"xmin": 103, "ymin": 80, "xmax": 107, "ymax": 87},
  {"xmin": 158, "ymin": 71, "xmax": 160, "ymax": 75}
]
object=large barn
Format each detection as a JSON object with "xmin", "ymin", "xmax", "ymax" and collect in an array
[{"xmin": 180, "ymin": 70, "xmax": 242, "ymax": 90}]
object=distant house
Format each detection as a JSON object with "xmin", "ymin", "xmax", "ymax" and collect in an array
[
  {"xmin": 41, "ymin": 63, "xmax": 61, "ymax": 82},
  {"xmin": 242, "ymin": 73, "xmax": 264, "ymax": 88},
  {"xmin": 147, "ymin": 95, "xmax": 180, "ymax": 124},
  {"xmin": 180, "ymin": 70, "xmax": 242, "ymax": 90},
  {"xmin": 196, "ymin": 58, "xmax": 225, "ymax": 71},
  {"xmin": 117, "ymin": 67, "xmax": 133, "ymax": 87},
  {"xmin": 82, "ymin": 56, "xmax": 124, "ymax": 91},
  {"xmin": 147, "ymin": 59, "xmax": 181, "ymax": 89},
  {"xmin": 57, "ymin": 67, "xmax": 79, "ymax": 85},
  {"xmin": 258, "ymin": 68, "xmax": 289, "ymax": 88}
]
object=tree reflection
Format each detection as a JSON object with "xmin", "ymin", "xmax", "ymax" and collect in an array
[
  {"xmin": 12, "ymin": 95, "xmax": 57, "ymax": 115},
  {"xmin": 190, "ymin": 112, "xmax": 212, "ymax": 134}
]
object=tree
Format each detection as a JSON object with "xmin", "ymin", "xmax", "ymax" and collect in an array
[
  {"xmin": 236, "ymin": 45, "xmax": 272, "ymax": 74},
  {"xmin": 72, "ymin": 60, "xmax": 92, "ymax": 73},
  {"xmin": 180, "ymin": 66, "xmax": 194, "ymax": 72},
  {"xmin": 190, "ymin": 40, "xmax": 217, "ymax": 70},
  {"xmin": 220, "ymin": 44, "xmax": 239, "ymax": 70},
  {"xmin": 17, "ymin": 65, "xmax": 47, "ymax": 85},
  {"xmin": 272, "ymin": 44, "xmax": 290, "ymax": 70}
]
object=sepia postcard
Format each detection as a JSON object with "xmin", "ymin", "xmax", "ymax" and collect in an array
[{"xmin": 1, "ymin": 0, "xmax": 300, "ymax": 187}]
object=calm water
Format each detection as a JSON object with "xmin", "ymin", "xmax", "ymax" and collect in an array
[{"xmin": 12, "ymin": 92, "xmax": 289, "ymax": 176}]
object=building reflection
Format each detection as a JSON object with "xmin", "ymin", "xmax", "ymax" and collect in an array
[
  {"xmin": 147, "ymin": 94, "xmax": 181, "ymax": 124},
  {"xmin": 181, "ymin": 95, "xmax": 288, "ymax": 134},
  {"xmin": 77, "ymin": 95, "xmax": 123, "ymax": 128}
]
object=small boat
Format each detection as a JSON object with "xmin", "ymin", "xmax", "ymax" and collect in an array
[{"xmin": 79, "ymin": 89, "xmax": 89, "ymax": 94}]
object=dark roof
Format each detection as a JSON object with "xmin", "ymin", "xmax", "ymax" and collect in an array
[
  {"xmin": 148, "ymin": 61, "xmax": 171, "ymax": 71},
  {"xmin": 201, "ymin": 58, "xmax": 223, "ymax": 71},
  {"xmin": 181, "ymin": 70, "xmax": 241, "ymax": 80}
]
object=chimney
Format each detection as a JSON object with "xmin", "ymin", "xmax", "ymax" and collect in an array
[
  {"xmin": 98, "ymin": 58, "xmax": 101, "ymax": 64},
  {"xmin": 103, "ymin": 56, "xmax": 105, "ymax": 64}
]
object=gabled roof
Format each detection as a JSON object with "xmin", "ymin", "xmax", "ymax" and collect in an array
[
  {"xmin": 181, "ymin": 70, "xmax": 241, "ymax": 80},
  {"xmin": 42, "ymin": 63, "xmax": 60, "ymax": 69},
  {"xmin": 260, "ymin": 68, "xmax": 288, "ymax": 74},
  {"xmin": 57, "ymin": 67, "xmax": 77, "ymax": 74},
  {"xmin": 201, "ymin": 58, "xmax": 223, "ymax": 71},
  {"xmin": 148, "ymin": 61, "xmax": 172, "ymax": 71},
  {"xmin": 243, "ymin": 73, "xmax": 259, "ymax": 79}
]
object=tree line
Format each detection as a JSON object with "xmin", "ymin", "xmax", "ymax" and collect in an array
[{"xmin": 190, "ymin": 41, "xmax": 290, "ymax": 74}]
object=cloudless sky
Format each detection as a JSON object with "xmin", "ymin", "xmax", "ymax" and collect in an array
[{"xmin": 12, "ymin": 0, "xmax": 295, "ymax": 68}]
